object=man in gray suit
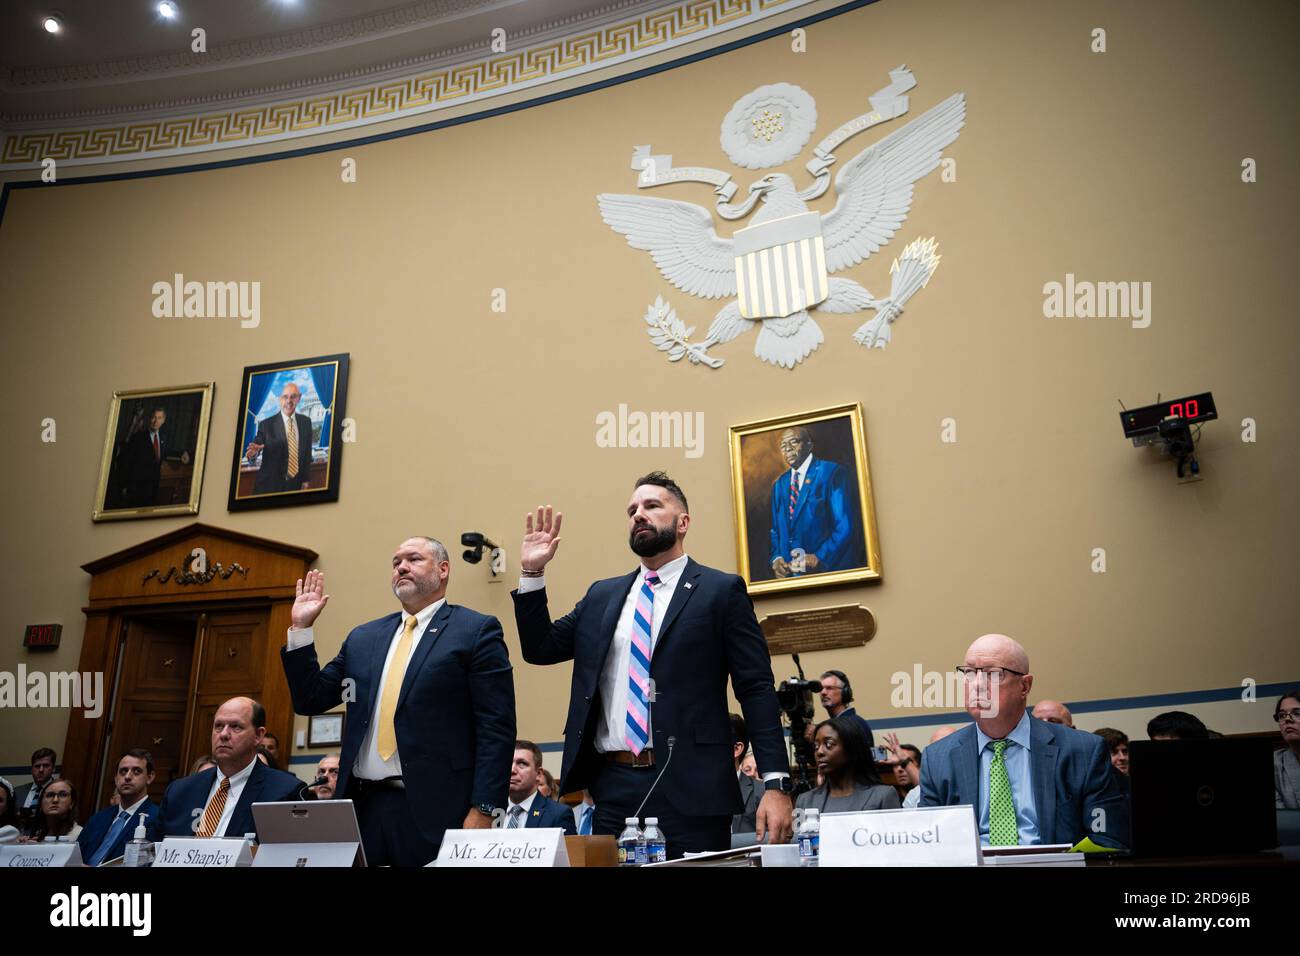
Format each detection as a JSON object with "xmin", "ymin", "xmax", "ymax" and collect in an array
[
  {"xmin": 730, "ymin": 713, "xmax": 763, "ymax": 834},
  {"xmin": 919, "ymin": 633, "xmax": 1129, "ymax": 848}
]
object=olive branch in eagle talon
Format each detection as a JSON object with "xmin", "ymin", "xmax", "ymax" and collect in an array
[{"xmin": 644, "ymin": 296, "xmax": 725, "ymax": 368}]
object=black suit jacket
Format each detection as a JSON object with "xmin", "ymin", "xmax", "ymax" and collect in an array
[
  {"xmin": 158, "ymin": 761, "xmax": 306, "ymax": 840},
  {"xmin": 119, "ymin": 429, "xmax": 165, "ymax": 505},
  {"xmin": 280, "ymin": 602, "xmax": 516, "ymax": 848},
  {"xmin": 522, "ymin": 792, "xmax": 578, "ymax": 834},
  {"xmin": 251, "ymin": 412, "xmax": 313, "ymax": 493},
  {"xmin": 512, "ymin": 558, "xmax": 787, "ymax": 818}
]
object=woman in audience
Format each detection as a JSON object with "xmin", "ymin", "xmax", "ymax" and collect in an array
[
  {"xmin": 190, "ymin": 754, "xmax": 216, "ymax": 774},
  {"xmin": 20, "ymin": 779, "xmax": 81, "ymax": 843},
  {"xmin": 1094, "ymin": 728, "xmax": 1130, "ymax": 775},
  {"xmin": 537, "ymin": 768, "xmax": 556, "ymax": 799},
  {"xmin": 0, "ymin": 777, "xmax": 18, "ymax": 836},
  {"xmin": 795, "ymin": 714, "xmax": 901, "ymax": 817},
  {"xmin": 1275, "ymin": 689, "xmax": 1300, "ymax": 809}
]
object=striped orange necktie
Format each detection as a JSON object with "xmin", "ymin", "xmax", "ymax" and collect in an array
[
  {"xmin": 286, "ymin": 418, "xmax": 299, "ymax": 478},
  {"xmin": 197, "ymin": 776, "xmax": 230, "ymax": 838}
]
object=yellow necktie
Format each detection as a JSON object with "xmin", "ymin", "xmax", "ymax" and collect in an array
[
  {"xmin": 376, "ymin": 615, "xmax": 419, "ymax": 761},
  {"xmin": 197, "ymin": 776, "xmax": 229, "ymax": 838},
  {"xmin": 285, "ymin": 417, "xmax": 299, "ymax": 478}
]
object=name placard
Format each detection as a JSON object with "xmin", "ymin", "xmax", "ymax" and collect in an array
[
  {"xmin": 819, "ymin": 805, "xmax": 981, "ymax": 867},
  {"xmin": 153, "ymin": 837, "xmax": 252, "ymax": 868},
  {"xmin": 432, "ymin": 828, "xmax": 570, "ymax": 868},
  {"xmin": 0, "ymin": 843, "xmax": 82, "ymax": 867}
]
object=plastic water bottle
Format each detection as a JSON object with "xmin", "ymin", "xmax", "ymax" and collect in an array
[
  {"xmin": 642, "ymin": 817, "xmax": 667, "ymax": 864},
  {"xmin": 798, "ymin": 808, "xmax": 820, "ymax": 867},
  {"xmin": 618, "ymin": 817, "xmax": 642, "ymax": 866},
  {"xmin": 122, "ymin": 813, "xmax": 153, "ymax": 867}
]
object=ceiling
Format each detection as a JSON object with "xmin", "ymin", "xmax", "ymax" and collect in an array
[{"xmin": 0, "ymin": 0, "xmax": 657, "ymax": 119}]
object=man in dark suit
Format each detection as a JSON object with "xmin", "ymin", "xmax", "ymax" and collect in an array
[
  {"xmin": 512, "ymin": 473, "xmax": 793, "ymax": 858},
  {"xmin": 507, "ymin": 740, "xmax": 577, "ymax": 833},
  {"xmin": 79, "ymin": 749, "xmax": 160, "ymax": 866},
  {"xmin": 730, "ymin": 713, "xmax": 762, "ymax": 835},
  {"xmin": 281, "ymin": 537, "xmax": 516, "ymax": 866},
  {"xmin": 244, "ymin": 382, "xmax": 313, "ymax": 493},
  {"xmin": 919, "ymin": 634, "xmax": 1130, "ymax": 848},
  {"xmin": 117, "ymin": 407, "xmax": 189, "ymax": 507},
  {"xmin": 768, "ymin": 427, "xmax": 860, "ymax": 577},
  {"xmin": 158, "ymin": 697, "xmax": 306, "ymax": 840},
  {"xmin": 14, "ymin": 747, "xmax": 57, "ymax": 830}
]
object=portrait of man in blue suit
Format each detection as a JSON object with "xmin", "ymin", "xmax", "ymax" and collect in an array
[{"xmin": 768, "ymin": 426, "xmax": 863, "ymax": 578}]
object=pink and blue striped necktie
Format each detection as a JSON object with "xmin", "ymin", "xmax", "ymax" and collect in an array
[{"xmin": 625, "ymin": 571, "xmax": 660, "ymax": 755}]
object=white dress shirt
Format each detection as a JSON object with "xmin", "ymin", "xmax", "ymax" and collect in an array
[
  {"xmin": 286, "ymin": 598, "xmax": 446, "ymax": 781},
  {"xmin": 520, "ymin": 553, "xmax": 688, "ymax": 753},
  {"xmin": 203, "ymin": 756, "xmax": 257, "ymax": 838}
]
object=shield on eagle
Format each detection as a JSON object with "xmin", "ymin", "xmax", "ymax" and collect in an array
[{"xmin": 733, "ymin": 211, "xmax": 829, "ymax": 319}]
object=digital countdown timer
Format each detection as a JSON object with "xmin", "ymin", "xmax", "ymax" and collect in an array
[{"xmin": 1119, "ymin": 392, "xmax": 1217, "ymax": 440}]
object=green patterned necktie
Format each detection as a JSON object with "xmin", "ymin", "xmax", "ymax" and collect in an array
[{"xmin": 988, "ymin": 739, "xmax": 1019, "ymax": 846}]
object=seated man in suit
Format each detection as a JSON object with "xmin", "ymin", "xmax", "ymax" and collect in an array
[
  {"xmin": 506, "ymin": 741, "xmax": 576, "ymax": 834},
  {"xmin": 79, "ymin": 749, "xmax": 160, "ymax": 866},
  {"xmin": 13, "ymin": 747, "xmax": 57, "ymax": 831},
  {"xmin": 920, "ymin": 634, "xmax": 1129, "ymax": 848},
  {"xmin": 158, "ymin": 696, "xmax": 305, "ymax": 840},
  {"xmin": 730, "ymin": 713, "xmax": 762, "ymax": 835}
]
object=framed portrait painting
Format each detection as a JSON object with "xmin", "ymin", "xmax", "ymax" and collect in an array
[
  {"xmin": 93, "ymin": 383, "xmax": 215, "ymax": 522},
  {"xmin": 228, "ymin": 353, "xmax": 349, "ymax": 512},
  {"xmin": 728, "ymin": 403, "xmax": 882, "ymax": 595}
]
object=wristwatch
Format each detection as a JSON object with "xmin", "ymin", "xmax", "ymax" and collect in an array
[
  {"xmin": 474, "ymin": 803, "xmax": 496, "ymax": 817},
  {"xmin": 763, "ymin": 777, "xmax": 793, "ymax": 794}
]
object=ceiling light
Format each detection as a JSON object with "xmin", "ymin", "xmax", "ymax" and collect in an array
[
  {"xmin": 157, "ymin": 1, "xmax": 178, "ymax": 18},
  {"xmin": 42, "ymin": 15, "xmax": 63, "ymax": 33}
]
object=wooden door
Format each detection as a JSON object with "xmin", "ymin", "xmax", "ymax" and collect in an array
[
  {"xmin": 181, "ymin": 608, "xmax": 271, "ymax": 770},
  {"xmin": 104, "ymin": 615, "xmax": 198, "ymax": 805}
]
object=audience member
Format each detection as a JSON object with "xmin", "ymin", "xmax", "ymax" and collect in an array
[
  {"xmin": 311, "ymin": 755, "xmax": 341, "ymax": 800},
  {"xmin": 739, "ymin": 753, "xmax": 758, "ymax": 778},
  {"xmin": 158, "ymin": 696, "xmax": 306, "ymax": 839},
  {"xmin": 255, "ymin": 744, "xmax": 277, "ymax": 769},
  {"xmin": 14, "ymin": 747, "xmax": 57, "ymax": 826},
  {"xmin": 78, "ymin": 749, "xmax": 160, "ymax": 866},
  {"xmin": 190, "ymin": 755, "xmax": 216, "ymax": 774},
  {"xmin": 1147, "ymin": 711, "xmax": 1209, "ymax": 740},
  {"xmin": 919, "ymin": 634, "xmax": 1129, "ymax": 847},
  {"xmin": 903, "ymin": 726, "xmax": 957, "ymax": 808},
  {"xmin": 262, "ymin": 733, "xmax": 281, "ymax": 766},
  {"xmin": 1274, "ymin": 689, "xmax": 1300, "ymax": 809},
  {"xmin": 21, "ymin": 779, "xmax": 80, "ymax": 843},
  {"xmin": 0, "ymin": 777, "xmax": 18, "ymax": 834},
  {"xmin": 505, "ymin": 740, "xmax": 576, "ymax": 833},
  {"xmin": 814, "ymin": 670, "xmax": 875, "ymax": 747},
  {"xmin": 1094, "ymin": 728, "xmax": 1130, "ymax": 775},
  {"xmin": 731, "ymin": 713, "xmax": 763, "ymax": 834},
  {"xmin": 1032, "ymin": 700, "xmax": 1074, "ymax": 727},
  {"xmin": 537, "ymin": 768, "xmax": 556, "ymax": 799},
  {"xmin": 571, "ymin": 790, "xmax": 596, "ymax": 835},
  {"xmin": 795, "ymin": 714, "xmax": 900, "ymax": 816}
]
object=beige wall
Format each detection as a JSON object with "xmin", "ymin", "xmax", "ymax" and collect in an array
[{"xmin": 2, "ymin": 0, "xmax": 1297, "ymax": 778}]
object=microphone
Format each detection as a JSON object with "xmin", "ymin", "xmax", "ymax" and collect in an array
[{"xmin": 632, "ymin": 735, "xmax": 676, "ymax": 821}]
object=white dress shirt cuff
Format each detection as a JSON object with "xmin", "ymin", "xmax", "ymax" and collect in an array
[
  {"xmin": 286, "ymin": 626, "xmax": 314, "ymax": 650},
  {"xmin": 760, "ymin": 772, "xmax": 790, "ymax": 783},
  {"xmin": 517, "ymin": 575, "xmax": 546, "ymax": 593}
]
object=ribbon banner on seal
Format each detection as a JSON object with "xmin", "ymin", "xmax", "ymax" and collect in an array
[{"xmin": 629, "ymin": 66, "xmax": 920, "ymax": 216}]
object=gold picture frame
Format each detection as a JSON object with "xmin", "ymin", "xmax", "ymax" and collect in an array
[
  {"xmin": 92, "ymin": 383, "xmax": 215, "ymax": 522},
  {"xmin": 728, "ymin": 402, "xmax": 882, "ymax": 595}
]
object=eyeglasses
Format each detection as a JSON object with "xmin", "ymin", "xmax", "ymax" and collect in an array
[
  {"xmin": 955, "ymin": 666, "xmax": 1027, "ymax": 682},
  {"xmin": 1275, "ymin": 709, "xmax": 1300, "ymax": 724}
]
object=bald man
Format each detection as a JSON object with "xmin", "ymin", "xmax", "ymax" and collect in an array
[
  {"xmin": 919, "ymin": 635, "xmax": 1129, "ymax": 848},
  {"xmin": 1032, "ymin": 700, "xmax": 1074, "ymax": 728},
  {"xmin": 768, "ymin": 427, "xmax": 861, "ymax": 578},
  {"xmin": 158, "ymin": 697, "xmax": 306, "ymax": 840},
  {"xmin": 245, "ymin": 382, "xmax": 313, "ymax": 493}
]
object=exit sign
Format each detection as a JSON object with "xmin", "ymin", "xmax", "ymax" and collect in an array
[{"xmin": 23, "ymin": 624, "xmax": 62, "ymax": 649}]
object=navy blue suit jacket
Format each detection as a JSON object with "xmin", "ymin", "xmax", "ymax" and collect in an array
[
  {"xmin": 918, "ymin": 718, "xmax": 1130, "ymax": 848},
  {"xmin": 158, "ymin": 761, "xmax": 306, "ymax": 840},
  {"xmin": 280, "ymin": 602, "xmax": 516, "ymax": 848},
  {"xmin": 769, "ymin": 458, "xmax": 859, "ymax": 572},
  {"xmin": 512, "ymin": 558, "xmax": 786, "ymax": 818},
  {"xmin": 522, "ymin": 793, "xmax": 578, "ymax": 834},
  {"xmin": 77, "ymin": 799, "xmax": 160, "ymax": 865}
]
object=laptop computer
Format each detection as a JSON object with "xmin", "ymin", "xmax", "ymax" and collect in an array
[
  {"xmin": 250, "ymin": 799, "xmax": 368, "ymax": 867},
  {"xmin": 1128, "ymin": 738, "xmax": 1278, "ymax": 856}
]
